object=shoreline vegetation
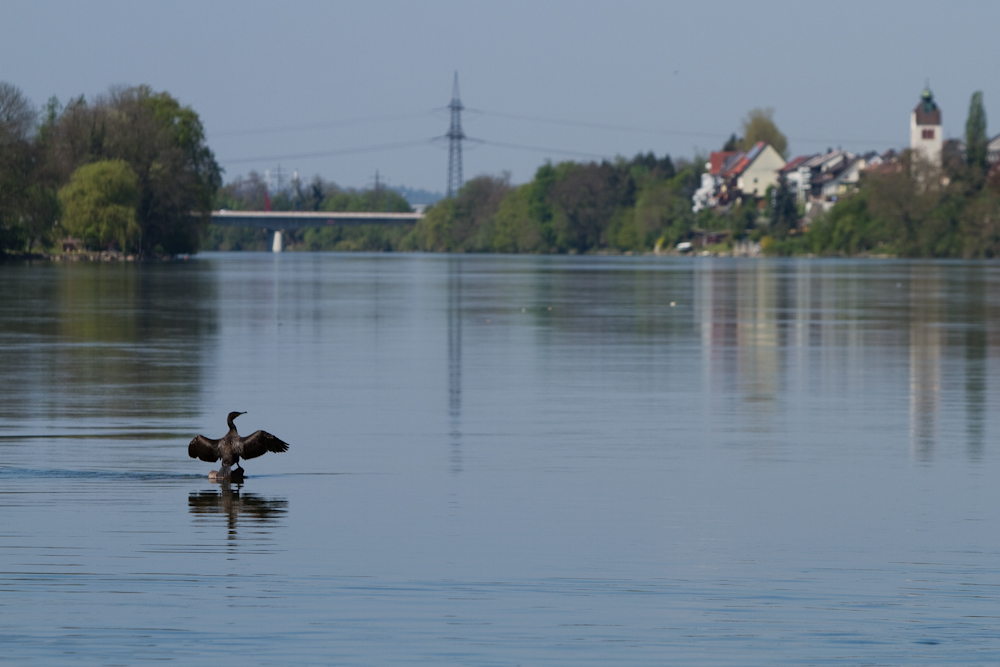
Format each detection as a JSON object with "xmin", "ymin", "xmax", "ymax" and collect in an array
[{"xmin": 3, "ymin": 81, "xmax": 1000, "ymax": 260}]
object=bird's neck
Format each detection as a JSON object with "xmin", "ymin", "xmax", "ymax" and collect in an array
[{"xmin": 227, "ymin": 416, "xmax": 237, "ymax": 431}]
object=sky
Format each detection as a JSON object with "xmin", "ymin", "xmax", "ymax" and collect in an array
[{"xmin": 3, "ymin": 1, "xmax": 1000, "ymax": 195}]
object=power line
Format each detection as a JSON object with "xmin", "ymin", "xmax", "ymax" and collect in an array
[
  {"xmin": 480, "ymin": 110, "xmax": 902, "ymax": 147},
  {"xmin": 479, "ymin": 110, "xmax": 727, "ymax": 141},
  {"xmin": 478, "ymin": 139, "xmax": 610, "ymax": 160},
  {"xmin": 222, "ymin": 137, "xmax": 616, "ymax": 166},
  {"xmin": 213, "ymin": 111, "xmax": 434, "ymax": 138},
  {"xmin": 218, "ymin": 109, "xmax": 899, "ymax": 168},
  {"xmin": 223, "ymin": 140, "xmax": 432, "ymax": 164}
]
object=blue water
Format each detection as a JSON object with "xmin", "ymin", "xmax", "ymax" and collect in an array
[{"xmin": 2, "ymin": 254, "xmax": 1000, "ymax": 664}]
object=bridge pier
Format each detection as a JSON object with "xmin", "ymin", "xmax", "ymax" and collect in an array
[{"xmin": 271, "ymin": 229, "xmax": 283, "ymax": 253}]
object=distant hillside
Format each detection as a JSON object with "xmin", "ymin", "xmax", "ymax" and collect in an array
[{"xmin": 392, "ymin": 186, "xmax": 444, "ymax": 206}]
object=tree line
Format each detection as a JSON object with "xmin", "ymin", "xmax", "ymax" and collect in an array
[
  {"xmin": 208, "ymin": 154, "xmax": 702, "ymax": 255},
  {"xmin": 404, "ymin": 154, "xmax": 698, "ymax": 253},
  {"xmin": 4, "ymin": 80, "xmax": 999, "ymax": 259},
  {"xmin": 0, "ymin": 81, "xmax": 220, "ymax": 255}
]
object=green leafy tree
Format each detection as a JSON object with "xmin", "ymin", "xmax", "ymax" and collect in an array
[
  {"xmin": 44, "ymin": 85, "xmax": 221, "ymax": 255},
  {"xmin": 739, "ymin": 108, "xmax": 788, "ymax": 158},
  {"xmin": 406, "ymin": 175, "xmax": 510, "ymax": 252},
  {"xmin": 491, "ymin": 185, "xmax": 544, "ymax": 252},
  {"xmin": 729, "ymin": 202, "xmax": 758, "ymax": 240},
  {"xmin": 0, "ymin": 82, "xmax": 35, "ymax": 251},
  {"xmin": 966, "ymin": 91, "xmax": 988, "ymax": 171},
  {"xmin": 58, "ymin": 159, "xmax": 141, "ymax": 251},
  {"xmin": 549, "ymin": 163, "xmax": 620, "ymax": 251},
  {"xmin": 0, "ymin": 82, "xmax": 62, "ymax": 253},
  {"xmin": 769, "ymin": 174, "xmax": 798, "ymax": 238}
]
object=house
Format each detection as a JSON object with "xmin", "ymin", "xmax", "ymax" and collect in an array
[
  {"xmin": 722, "ymin": 142, "xmax": 786, "ymax": 197},
  {"xmin": 988, "ymin": 134, "xmax": 1000, "ymax": 165},
  {"xmin": 910, "ymin": 87, "xmax": 943, "ymax": 166},
  {"xmin": 691, "ymin": 143, "xmax": 786, "ymax": 212},
  {"xmin": 778, "ymin": 155, "xmax": 818, "ymax": 204},
  {"xmin": 692, "ymin": 150, "xmax": 737, "ymax": 212},
  {"xmin": 864, "ymin": 149, "xmax": 902, "ymax": 176},
  {"xmin": 819, "ymin": 156, "xmax": 868, "ymax": 201},
  {"xmin": 800, "ymin": 150, "xmax": 855, "ymax": 202}
]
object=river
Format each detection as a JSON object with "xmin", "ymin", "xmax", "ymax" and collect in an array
[{"xmin": 2, "ymin": 253, "xmax": 999, "ymax": 664}]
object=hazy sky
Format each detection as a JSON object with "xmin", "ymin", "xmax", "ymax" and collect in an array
[{"xmin": 3, "ymin": 1, "xmax": 999, "ymax": 193}]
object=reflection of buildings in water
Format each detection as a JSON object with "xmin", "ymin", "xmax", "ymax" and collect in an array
[
  {"xmin": 909, "ymin": 267, "xmax": 942, "ymax": 461},
  {"xmin": 447, "ymin": 259, "xmax": 463, "ymax": 475},
  {"xmin": 697, "ymin": 262, "xmax": 739, "ymax": 398},
  {"xmin": 188, "ymin": 486, "xmax": 288, "ymax": 542},
  {"xmin": 738, "ymin": 262, "xmax": 780, "ymax": 410},
  {"xmin": 697, "ymin": 262, "xmax": 781, "ymax": 432}
]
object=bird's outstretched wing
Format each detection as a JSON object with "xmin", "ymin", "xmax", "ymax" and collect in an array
[
  {"xmin": 188, "ymin": 435, "xmax": 220, "ymax": 462},
  {"xmin": 238, "ymin": 430, "xmax": 290, "ymax": 460}
]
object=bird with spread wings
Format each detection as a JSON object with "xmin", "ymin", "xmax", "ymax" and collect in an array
[{"xmin": 189, "ymin": 411, "xmax": 289, "ymax": 481}]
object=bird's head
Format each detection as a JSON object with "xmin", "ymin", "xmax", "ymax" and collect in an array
[{"xmin": 227, "ymin": 411, "xmax": 247, "ymax": 428}]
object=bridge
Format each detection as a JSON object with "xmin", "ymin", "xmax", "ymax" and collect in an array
[{"xmin": 210, "ymin": 210, "xmax": 425, "ymax": 251}]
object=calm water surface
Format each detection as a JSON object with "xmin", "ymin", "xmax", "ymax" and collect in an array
[{"xmin": 2, "ymin": 254, "xmax": 1000, "ymax": 664}]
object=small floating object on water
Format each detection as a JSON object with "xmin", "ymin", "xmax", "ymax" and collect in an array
[
  {"xmin": 670, "ymin": 301, "xmax": 676, "ymax": 307},
  {"xmin": 190, "ymin": 411, "xmax": 289, "ymax": 481},
  {"xmin": 208, "ymin": 467, "xmax": 245, "ymax": 483}
]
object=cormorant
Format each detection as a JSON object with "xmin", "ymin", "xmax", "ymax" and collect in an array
[{"xmin": 189, "ymin": 411, "xmax": 289, "ymax": 480}]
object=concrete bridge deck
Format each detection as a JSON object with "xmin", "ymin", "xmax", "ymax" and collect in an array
[{"xmin": 210, "ymin": 210, "xmax": 424, "ymax": 229}]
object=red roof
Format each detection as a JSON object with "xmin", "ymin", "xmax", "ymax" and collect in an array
[
  {"xmin": 780, "ymin": 155, "xmax": 813, "ymax": 173},
  {"xmin": 720, "ymin": 142, "xmax": 766, "ymax": 179},
  {"xmin": 708, "ymin": 151, "xmax": 737, "ymax": 175}
]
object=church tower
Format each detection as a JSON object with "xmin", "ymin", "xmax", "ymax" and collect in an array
[{"xmin": 910, "ymin": 87, "xmax": 942, "ymax": 166}]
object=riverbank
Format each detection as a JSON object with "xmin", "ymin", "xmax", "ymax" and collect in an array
[{"xmin": 1, "ymin": 250, "xmax": 182, "ymax": 262}]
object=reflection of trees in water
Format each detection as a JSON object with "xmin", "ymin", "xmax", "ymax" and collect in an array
[
  {"xmin": 909, "ymin": 266, "xmax": 942, "ymax": 461},
  {"xmin": 0, "ymin": 261, "xmax": 217, "ymax": 422},
  {"xmin": 961, "ymin": 271, "xmax": 987, "ymax": 462},
  {"xmin": 188, "ymin": 486, "xmax": 288, "ymax": 542}
]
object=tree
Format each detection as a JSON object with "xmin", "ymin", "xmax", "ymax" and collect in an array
[
  {"xmin": 58, "ymin": 159, "xmax": 141, "ymax": 251},
  {"xmin": 43, "ymin": 85, "xmax": 221, "ymax": 254},
  {"xmin": 406, "ymin": 175, "xmax": 511, "ymax": 252},
  {"xmin": 739, "ymin": 108, "xmax": 788, "ymax": 158},
  {"xmin": 769, "ymin": 174, "xmax": 798, "ymax": 238},
  {"xmin": 492, "ymin": 185, "xmax": 543, "ymax": 252},
  {"xmin": 0, "ymin": 81, "xmax": 34, "ymax": 143},
  {"xmin": 966, "ymin": 91, "xmax": 988, "ymax": 171},
  {"xmin": 0, "ymin": 82, "xmax": 63, "ymax": 253},
  {"xmin": 0, "ymin": 82, "xmax": 36, "ymax": 252}
]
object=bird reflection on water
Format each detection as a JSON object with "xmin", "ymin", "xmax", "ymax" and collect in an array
[{"xmin": 188, "ymin": 482, "xmax": 288, "ymax": 543}]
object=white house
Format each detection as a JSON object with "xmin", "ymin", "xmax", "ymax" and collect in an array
[
  {"xmin": 988, "ymin": 134, "xmax": 1000, "ymax": 165},
  {"xmin": 778, "ymin": 155, "xmax": 817, "ymax": 204},
  {"xmin": 730, "ymin": 142, "xmax": 786, "ymax": 197},
  {"xmin": 820, "ymin": 156, "xmax": 868, "ymax": 201}
]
